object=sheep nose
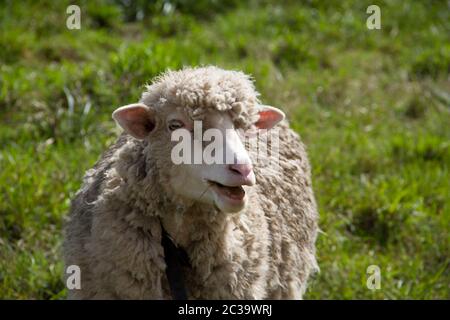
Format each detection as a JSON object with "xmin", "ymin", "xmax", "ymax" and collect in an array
[{"xmin": 229, "ymin": 163, "xmax": 253, "ymax": 177}]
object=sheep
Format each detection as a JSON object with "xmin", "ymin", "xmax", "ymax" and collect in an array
[{"xmin": 63, "ymin": 66, "xmax": 319, "ymax": 299}]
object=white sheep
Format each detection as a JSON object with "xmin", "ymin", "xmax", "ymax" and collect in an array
[{"xmin": 64, "ymin": 66, "xmax": 319, "ymax": 299}]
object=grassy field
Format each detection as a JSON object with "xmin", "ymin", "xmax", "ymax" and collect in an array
[{"xmin": 0, "ymin": 0, "xmax": 449, "ymax": 299}]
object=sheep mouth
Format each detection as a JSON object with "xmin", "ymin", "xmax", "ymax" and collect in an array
[{"xmin": 207, "ymin": 180, "xmax": 246, "ymax": 201}]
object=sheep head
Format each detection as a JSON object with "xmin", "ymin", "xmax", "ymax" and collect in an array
[{"xmin": 112, "ymin": 67, "xmax": 285, "ymax": 213}]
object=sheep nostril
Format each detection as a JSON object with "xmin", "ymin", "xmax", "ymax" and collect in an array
[{"xmin": 229, "ymin": 164, "xmax": 253, "ymax": 177}]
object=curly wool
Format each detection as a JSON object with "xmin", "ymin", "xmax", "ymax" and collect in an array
[
  {"xmin": 141, "ymin": 66, "xmax": 260, "ymax": 128},
  {"xmin": 63, "ymin": 66, "xmax": 319, "ymax": 300}
]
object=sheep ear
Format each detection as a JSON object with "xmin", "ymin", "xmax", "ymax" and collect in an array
[
  {"xmin": 255, "ymin": 105, "xmax": 285, "ymax": 130},
  {"xmin": 112, "ymin": 103, "xmax": 156, "ymax": 139}
]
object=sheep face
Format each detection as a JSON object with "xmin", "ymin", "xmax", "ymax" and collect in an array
[
  {"xmin": 169, "ymin": 110, "xmax": 256, "ymax": 213},
  {"xmin": 113, "ymin": 102, "xmax": 284, "ymax": 214}
]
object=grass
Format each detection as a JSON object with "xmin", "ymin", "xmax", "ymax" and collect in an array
[{"xmin": 0, "ymin": 0, "xmax": 449, "ymax": 299}]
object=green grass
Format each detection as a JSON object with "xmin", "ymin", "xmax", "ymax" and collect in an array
[{"xmin": 0, "ymin": 0, "xmax": 449, "ymax": 299}]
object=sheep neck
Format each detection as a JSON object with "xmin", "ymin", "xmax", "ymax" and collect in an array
[{"xmin": 159, "ymin": 202, "xmax": 231, "ymax": 250}]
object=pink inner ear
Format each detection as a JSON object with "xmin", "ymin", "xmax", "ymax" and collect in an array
[
  {"xmin": 255, "ymin": 109, "xmax": 284, "ymax": 130},
  {"xmin": 113, "ymin": 104, "xmax": 155, "ymax": 139},
  {"xmin": 124, "ymin": 109, "xmax": 154, "ymax": 136}
]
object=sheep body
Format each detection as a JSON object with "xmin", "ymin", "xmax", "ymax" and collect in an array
[{"xmin": 64, "ymin": 67, "xmax": 318, "ymax": 299}]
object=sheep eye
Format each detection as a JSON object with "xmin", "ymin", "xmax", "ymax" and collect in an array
[{"xmin": 168, "ymin": 119, "xmax": 184, "ymax": 131}]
